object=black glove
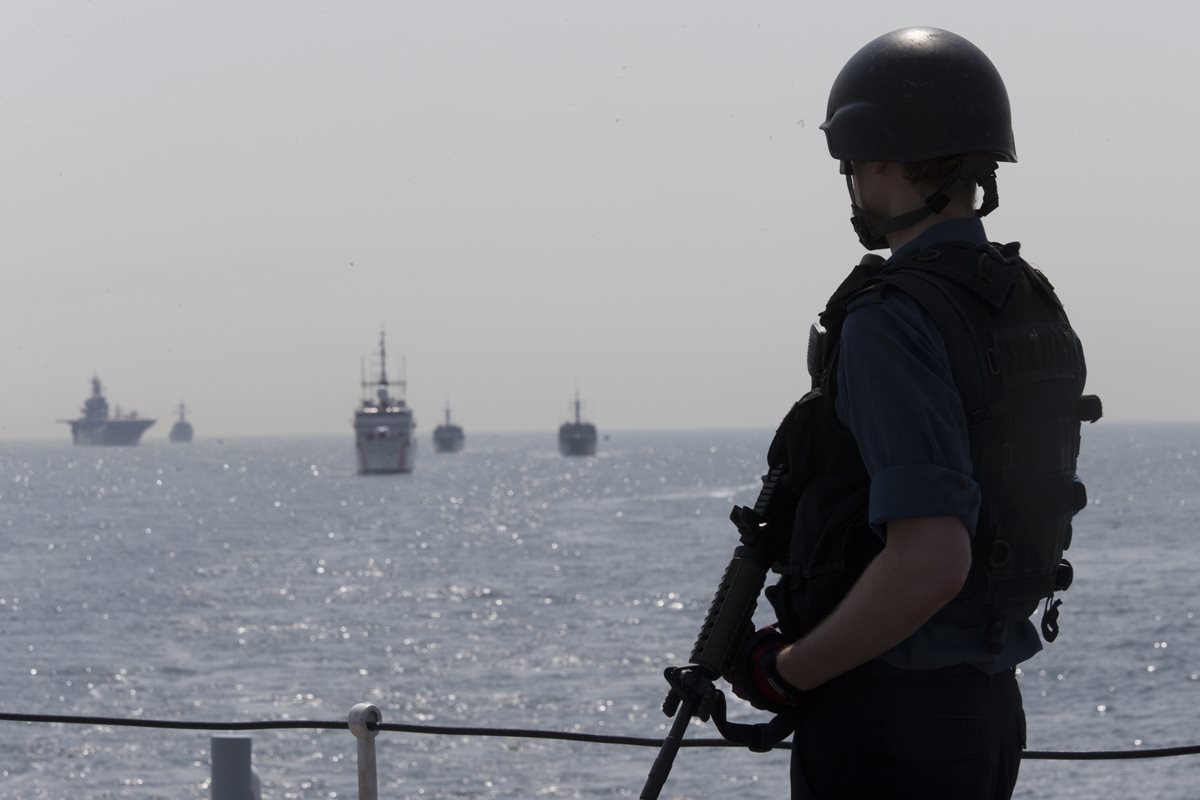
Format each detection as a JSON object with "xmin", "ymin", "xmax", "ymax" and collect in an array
[{"xmin": 724, "ymin": 625, "xmax": 804, "ymax": 714}]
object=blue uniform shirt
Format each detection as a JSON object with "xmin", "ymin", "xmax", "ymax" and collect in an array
[{"xmin": 833, "ymin": 218, "xmax": 1043, "ymax": 672}]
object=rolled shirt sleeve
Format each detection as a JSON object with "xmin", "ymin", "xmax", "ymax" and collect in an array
[{"xmin": 834, "ymin": 289, "xmax": 981, "ymax": 537}]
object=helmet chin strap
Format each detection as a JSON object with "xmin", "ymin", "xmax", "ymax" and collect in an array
[{"xmin": 842, "ymin": 159, "xmax": 1000, "ymax": 251}]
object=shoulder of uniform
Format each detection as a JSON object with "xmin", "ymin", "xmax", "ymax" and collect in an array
[
  {"xmin": 842, "ymin": 287, "xmax": 937, "ymax": 345},
  {"xmin": 844, "ymin": 288, "xmax": 887, "ymax": 313}
]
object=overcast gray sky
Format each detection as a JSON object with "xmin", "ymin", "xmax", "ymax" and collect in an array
[{"xmin": 1, "ymin": 1, "xmax": 1188, "ymax": 440}]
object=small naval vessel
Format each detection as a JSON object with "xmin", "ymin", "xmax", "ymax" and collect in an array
[
  {"xmin": 558, "ymin": 389, "xmax": 597, "ymax": 456},
  {"xmin": 432, "ymin": 402, "xmax": 465, "ymax": 453},
  {"xmin": 354, "ymin": 331, "xmax": 416, "ymax": 474},
  {"xmin": 169, "ymin": 402, "xmax": 194, "ymax": 443},
  {"xmin": 60, "ymin": 376, "xmax": 155, "ymax": 446}
]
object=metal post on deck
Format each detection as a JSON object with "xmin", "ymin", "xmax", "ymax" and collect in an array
[
  {"xmin": 211, "ymin": 735, "xmax": 252, "ymax": 800},
  {"xmin": 348, "ymin": 702, "xmax": 382, "ymax": 800}
]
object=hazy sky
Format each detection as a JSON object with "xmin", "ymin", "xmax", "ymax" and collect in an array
[{"xmin": 2, "ymin": 1, "xmax": 1191, "ymax": 440}]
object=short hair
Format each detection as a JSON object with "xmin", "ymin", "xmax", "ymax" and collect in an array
[{"xmin": 901, "ymin": 155, "xmax": 992, "ymax": 210}]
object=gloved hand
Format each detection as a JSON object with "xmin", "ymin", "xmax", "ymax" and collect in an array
[{"xmin": 724, "ymin": 625, "xmax": 804, "ymax": 714}]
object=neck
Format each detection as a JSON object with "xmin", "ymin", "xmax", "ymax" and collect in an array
[{"xmin": 885, "ymin": 207, "xmax": 974, "ymax": 254}]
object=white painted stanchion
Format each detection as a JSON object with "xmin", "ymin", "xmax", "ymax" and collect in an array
[
  {"xmin": 348, "ymin": 703, "xmax": 382, "ymax": 800},
  {"xmin": 211, "ymin": 735, "xmax": 252, "ymax": 800}
]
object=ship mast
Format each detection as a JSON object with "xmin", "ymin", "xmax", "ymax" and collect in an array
[
  {"xmin": 361, "ymin": 329, "xmax": 406, "ymax": 407},
  {"xmin": 377, "ymin": 329, "xmax": 389, "ymax": 387}
]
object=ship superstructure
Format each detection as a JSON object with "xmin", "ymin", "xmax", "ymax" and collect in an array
[
  {"xmin": 432, "ymin": 401, "xmax": 465, "ymax": 453},
  {"xmin": 354, "ymin": 331, "xmax": 416, "ymax": 474},
  {"xmin": 60, "ymin": 376, "xmax": 155, "ymax": 446},
  {"xmin": 169, "ymin": 402, "xmax": 194, "ymax": 443},
  {"xmin": 558, "ymin": 389, "xmax": 597, "ymax": 456}
]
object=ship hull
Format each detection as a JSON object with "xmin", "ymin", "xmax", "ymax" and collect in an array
[
  {"xmin": 69, "ymin": 419, "xmax": 155, "ymax": 446},
  {"xmin": 169, "ymin": 422, "xmax": 194, "ymax": 443},
  {"xmin": 433, "ymin": 425, "xmax": 465, "ymax": 453},
  {"xmin": 558, "ymin": 423, "xmax": 597, "ymax": 457},
  {"xmin": 355, "ymin": 413, "xmax": 416, "ymax": 474}
]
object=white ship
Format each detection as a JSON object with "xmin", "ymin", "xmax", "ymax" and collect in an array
[{"xmin": 354, "ymin": 331, "xmax": 416, "ymax": 474}]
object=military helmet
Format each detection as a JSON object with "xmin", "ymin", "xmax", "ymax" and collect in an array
[{"xmin": 820, "ymin": 27, "xmax": 1017, "ymax": 164}]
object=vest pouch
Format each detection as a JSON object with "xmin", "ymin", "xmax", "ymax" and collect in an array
[
  {"xmin": 778, "ymin": 459, "xmax": 877, "ymax": 638},
  {"xmin": 756, "ymin": 387, "xmax": 833, "ymax": 569},
  {"xmin": 764, "ymin": 387, "xmax": 877, "ymax": 639},
  {"xmin": 767, "ymin": 388, "xmax": 826, "ymax": 500}
]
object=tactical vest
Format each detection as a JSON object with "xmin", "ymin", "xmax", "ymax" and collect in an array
[{"xmin": 763, "ymin": 242, "xmax": 1100, "ymax": 654}]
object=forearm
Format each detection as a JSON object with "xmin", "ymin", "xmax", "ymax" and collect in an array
[{"xmin": 773, "ymin": 516, "xmax": 970, "ymax": 690}]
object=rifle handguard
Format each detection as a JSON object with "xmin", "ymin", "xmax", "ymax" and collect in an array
[{"xmin": 688, "ymin": 544, "xmax": 771, "ymax": 677}]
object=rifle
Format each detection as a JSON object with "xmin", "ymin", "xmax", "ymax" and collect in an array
[{"xmin": 638, "ymin": 465, "xmax": 788, "ymax": 800}]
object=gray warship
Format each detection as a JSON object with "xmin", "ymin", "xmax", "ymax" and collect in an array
[
  {"xmin": 61, "ymin": 376, "xmax": 155, "ymax": 446},
  {"xmin": 354, "ymin": 331, "xmax": 417, "ymax": 474},
  {"xmin": 169, "ymin": 402, "xmax": 194, "ymax": 443},
  {"xmin": 558, "ymin": 389, "xmax": 597, "ymax": 456},
  {"xmin": 432, "ymin": 402, "xmax": 465, "ymax": 453}
]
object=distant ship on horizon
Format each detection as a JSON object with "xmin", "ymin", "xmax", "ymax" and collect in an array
[
  {"xmin": 60, "ymin": 376, "xmax": 155, "ymax": 446},
  {"xmin": 169, "ymin": 402, "xmax": 194, "ymax": 443},
  {"xmin": 558, "ymin": 388, "xmax": 597, "ymax": 457},
  {"xmin": 432, "ymin": 402, "xmax": 465, "ymax": 453},
  {"xmin": 354, "ymin": 330, "xmax": 416, "ymax": 474}
]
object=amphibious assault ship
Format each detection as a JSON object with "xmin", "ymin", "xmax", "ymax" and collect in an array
[
  {"xmin": 432, "ymin": 402, "xmax": 465, "ymax": 453},
  {"xmin": 60, "ymin": 376, "xmax": 155, "ymax": 446},
  {"xmin": 354, "ymin": 331, "xmax": 416, "ymax": 474},
  {"xmin": 558, "ymin": 389, "xmax": 597, "ymax": 456},
  {"xmin": 169, "ymin": 402, "xmax": 194, "ymax": 443}
]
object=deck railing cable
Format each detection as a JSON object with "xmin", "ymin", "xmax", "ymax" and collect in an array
[{"xmin": 1, "ymin": 710, "xmax": 1197, "ymax": 761}]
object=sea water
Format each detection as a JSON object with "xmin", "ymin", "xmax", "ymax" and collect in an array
[{"xmin": 0, "ymin": 425, "xmax": 1197, "ymax": 799}]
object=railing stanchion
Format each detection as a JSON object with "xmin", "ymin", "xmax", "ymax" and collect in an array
[
  {"xmin": 348, "ymin": 703, "xmax": 382, "ymax": 800},
  {"xmin": 211, "ymin": 735, "xmax": 252, "ymax": 800}
]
